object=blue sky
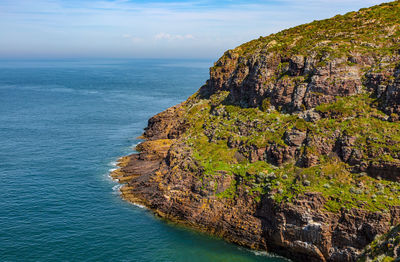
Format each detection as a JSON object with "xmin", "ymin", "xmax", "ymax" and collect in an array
[{"xmin": 0, "ymin": 0, "xmax": 388, "ymax": 59}]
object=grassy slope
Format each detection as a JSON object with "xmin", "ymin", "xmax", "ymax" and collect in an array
[
  {"xmin": 234, "ymin": 1, "xmax": 400, "ymax": 59},
  {"xmin": 182, "ymin": 92, "xmax": 400, "ymax": 212}
]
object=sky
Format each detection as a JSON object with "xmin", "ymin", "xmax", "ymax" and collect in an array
[{"xmin": 0, "ymin": 0, "xmax": 389, "ymax": 59}]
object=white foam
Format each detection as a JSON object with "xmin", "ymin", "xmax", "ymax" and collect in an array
[
  {"xmin": 251, "ymin": 250, "xmax": 269, "ymax": 256},
  {"xmin": 107, "ymin": 174, "xmax": 114, "ymax": 181},
  {"xmin": 108, "ymin": 173, "xmax": 119, "ymax": 182},
  {"xmin": 112, "ymin": 184, "xmax": 122, "ymax": 194},
  {"xmin": 132, "ymin": 203, "xmax": 146, "ymax": 209},
  {"xmin": 108, "ymin": 160, "xmax": 118, "ymax": 167},
  {"xmin": 131, "ymin": 142, "xmax": 141, "ymax": 152},
  {"xmin": 251, "ymin": 250, "xmax": 292, "ymax": 260},
  {"xmin": 108, "ymin": 168, "xmax": 118, "ymax": 172},
  {"xmin": 110, "ymin": 184, "xmax": 146, "ymax": 209},
  {"xmin": 102, "ymin": 172, "xmax": 115, "ymax": 182},
  {"xmin": 233, "ymin": 247, "xmax": 291, "ymax": 260}
]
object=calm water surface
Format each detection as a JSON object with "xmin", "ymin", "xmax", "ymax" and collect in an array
[{"xmin": 0, "ymin": 59, "xmax": 289, "ymax": 262}]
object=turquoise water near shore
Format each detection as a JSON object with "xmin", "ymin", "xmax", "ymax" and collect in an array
[{"xmin": 0, "ymin": 59, "xmax": 289, "ymax": 262}]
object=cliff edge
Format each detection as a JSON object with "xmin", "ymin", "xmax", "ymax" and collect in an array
[{"xmin": 112, "ymin": 1, "xmax": 400, "ymax": 261}]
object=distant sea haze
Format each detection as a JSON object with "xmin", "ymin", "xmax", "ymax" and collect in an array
[{"xmin": 0, "ymin": 59, "xmax": 288, "ymax": 262}]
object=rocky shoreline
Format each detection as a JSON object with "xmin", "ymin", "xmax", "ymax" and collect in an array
[
  {"xmin": 110, "ymin": 105, "xmax": 400, "ymax": 261},
  {"xmin": 110, "ymin": 132, "xmax": 268, "ymax": 251}
]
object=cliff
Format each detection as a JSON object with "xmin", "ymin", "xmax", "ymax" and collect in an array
[{"xmin": 111, "ymin": 1, "xmax": 400, "ymax": 261}]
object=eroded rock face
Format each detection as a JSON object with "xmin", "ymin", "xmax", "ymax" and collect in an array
[
  {"xmin": 203, "ymin": 52, "xmax": 400, "ymax": 117},
  {"xmin": 364, "ymin": 64, "xmax": 400, "ymax": 116},
  {"xmin": 203, "ymin": 55, "xmax": 365, "ymax": 112},
  {"xmin": 143, "ymin": 103, "xmax": 187, "ymax": 140}
]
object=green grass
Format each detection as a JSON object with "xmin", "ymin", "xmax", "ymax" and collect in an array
[
  {"xmin": 179, "ymin": 90, "xmax": 400, "ymax": 212},
  {"xmin": 232, "ymin": 1, "xmax": 400, "ymax": 59}
]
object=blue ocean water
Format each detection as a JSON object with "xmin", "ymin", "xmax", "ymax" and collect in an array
[{"xmin": 0, "ymin": 59, "xmax": 288, "ymax": 262}]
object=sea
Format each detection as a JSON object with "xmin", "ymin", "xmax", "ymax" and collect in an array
[{"xmin": 0, "ymin": 59, "xmax": 289, "ymax": 262}]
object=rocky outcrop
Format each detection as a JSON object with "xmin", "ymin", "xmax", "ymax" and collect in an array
[
  {"xmin": 258, "ymin": 194, "xmax": 399, "ymax": 262},
  {"xmin": 143, "ymin": 103, "xmax": 187, "ymax": 140},
  {"xmin": 115, "ymin": 140, "xmax": 267, "ymax": 249},
  {"xmin": 358, "ymin": 224, "xmax": 400, "ymax": 261},
  {"xmin": 112, "ymin": 1, "xmax": 400, "ymax": 262},
  {"xmin": 204, "ymin": 55, "xmax": 368, "ymax": 113}
]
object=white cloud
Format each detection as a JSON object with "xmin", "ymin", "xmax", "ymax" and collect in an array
[
  {"xmin": 122, "ymin": 34, "xmax": 143, "ymax": 43},
  {"xmin": 155, "ymin": 33, "xmax": 195, "ymax": 40},
  {"xmin": 184, "ymin": 34, "xmax": 194, "ymax": 39}
]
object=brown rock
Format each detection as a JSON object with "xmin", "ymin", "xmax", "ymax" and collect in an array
[{"xmin": 284, "ymin": 129, "xmax": 307, "ymax": 147}]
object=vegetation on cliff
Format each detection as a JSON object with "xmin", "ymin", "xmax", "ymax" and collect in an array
[{"xmin": 182, "ymin": 91, "xmax": 400, "ymax": 212}]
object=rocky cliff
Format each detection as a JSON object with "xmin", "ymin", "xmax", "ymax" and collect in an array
[{"xmin": 112, "ymin": 1, "xmax": 400, "ymax": 261}]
